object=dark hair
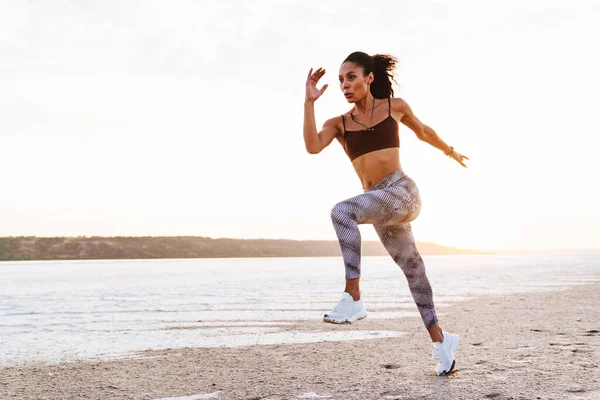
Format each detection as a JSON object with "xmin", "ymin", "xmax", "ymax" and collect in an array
[{"xmin": 343, "ymin": 51, "xmax": 398, "ymax": 99}]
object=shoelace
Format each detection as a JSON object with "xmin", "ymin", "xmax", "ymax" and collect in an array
[
  {"xmin": 331, "ymin": 297, "xmax": 350, "ymax": 313},
  {"xmin": 432, "ymin": 345, "xmax": 447, "ymax": 360}
]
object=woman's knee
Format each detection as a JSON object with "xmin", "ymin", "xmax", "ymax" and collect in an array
[
  {"xmin": 330, "ymin": 201, "xmax": 351, "ymax": 223},
  {"xmin": 395, "ymin": 254, "xmax": 425, "ymax": 278}
]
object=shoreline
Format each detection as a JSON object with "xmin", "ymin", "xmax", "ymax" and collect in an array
[{"xmin": 2, "ymin": 282, "xmax": 599, "ymax": 399}]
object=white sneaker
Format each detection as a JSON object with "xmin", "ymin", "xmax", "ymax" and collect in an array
[
  {"xmin": 432, "ymin": 331, "xmax": 460, "ymax": 376},
  {"xmin": 323, "ymin": 292, "xmax": 367, "ymax": 324}
]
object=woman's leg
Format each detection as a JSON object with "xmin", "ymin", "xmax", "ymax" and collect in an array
[
  {"xmin": 343, "ymin": 277, "xmax": 361, "ymax": 301},
  {"xmin": 330, "ymin": 187, "xmax": 412, "ymax": 286},
  {"xmin": 374, "ymin": 222, "xmax": 439, "ymax": 332}
]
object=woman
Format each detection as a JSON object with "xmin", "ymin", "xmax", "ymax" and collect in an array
[{"xmin": 303, "ymin": 51, "xmax": 468, "ymax": 376}]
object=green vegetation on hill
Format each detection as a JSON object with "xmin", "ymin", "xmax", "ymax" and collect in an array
[{"xmin": 0, "ymin": 236, "xmax": 486, "ymax": 261}]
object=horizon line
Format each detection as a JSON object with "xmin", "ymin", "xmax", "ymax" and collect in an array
[{"xmin": 1, "ymin": 235, "xmax": 599, "ymax": 253}]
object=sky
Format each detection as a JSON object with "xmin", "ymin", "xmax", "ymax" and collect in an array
[{"xmin": 1, "ymin": 0, "xmax": 599, "ymax": 251}]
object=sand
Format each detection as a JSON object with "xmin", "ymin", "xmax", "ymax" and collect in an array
[{"xmin": 1, "ymin": 282, "xmax": 599, "ymax": 400}]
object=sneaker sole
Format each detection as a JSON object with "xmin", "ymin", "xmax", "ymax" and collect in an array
[
  {"xmin": 439, "ymin": 360, "xmax": 456, "ymax": 376},
  {"xmin": 323, "ymin": 312, "xmax": 367, "ymax": 324},
  {"xmin": 438, "ymin": 334, "xmax": 460, "ymax": 376}
]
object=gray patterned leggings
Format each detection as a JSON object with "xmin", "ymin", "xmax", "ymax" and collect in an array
[{"xmin": 330, "ymin": 167, "xmax": 438, "ymax": 328}]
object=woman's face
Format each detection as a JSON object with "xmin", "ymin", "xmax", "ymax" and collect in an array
[{"xmin": 338, "ymin": 62, "xmax": 373, "ymax": 103}]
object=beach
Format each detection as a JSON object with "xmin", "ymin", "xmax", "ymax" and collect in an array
[
  {"xmin": 3, "ymin": 1, "xmax": 600, "ymax": 399},
  {"xmin": 2, "ymin": 280, "xmax": 599, "ymax": 400}
]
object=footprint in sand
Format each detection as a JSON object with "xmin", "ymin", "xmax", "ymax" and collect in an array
[
  {"xmin": 297, "ymin": 393, "xmax": 332, "ymax": 399},
  {"xmin": 380, "ymin": 391, "xmax": 404, "ymax": 399},
  {"xmin": 153, "ymin": 392, "xmax": 221, "ymax": 400}
]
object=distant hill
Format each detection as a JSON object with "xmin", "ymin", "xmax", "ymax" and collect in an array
[{"xmin": 0, "ymin": 236, "xmax": 487, "ymax": 261}]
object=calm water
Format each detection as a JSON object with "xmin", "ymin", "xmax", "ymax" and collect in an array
[{"xmin": 1, "ymin": 255, "xmax": 599, "ymax": 367}]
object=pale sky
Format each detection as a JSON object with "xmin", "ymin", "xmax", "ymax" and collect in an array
[{"xmin": 1, "ymin": 0, "xmax": 599, "ymax": 251}]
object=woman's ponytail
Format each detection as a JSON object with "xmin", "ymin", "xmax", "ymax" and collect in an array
[{"xmin": 371, "ymin": 54, "xmax": 398, "ymax": 98}]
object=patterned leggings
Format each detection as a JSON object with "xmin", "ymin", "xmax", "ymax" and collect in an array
[{"xmin": 330, "ymin": 167, "xmax": 438, "ymax": 328}]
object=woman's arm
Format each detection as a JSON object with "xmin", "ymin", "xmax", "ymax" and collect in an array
[
  {"xmin": 304, "ymin": 103, "xmax": 340, "ymax": 154},
  {"xmin": 303, "ymin": 67, "xmax": 340, "ymax": 154},
  {"xmin": 393, "ymin": 98, "xmax": 469, "ymax": 167}
]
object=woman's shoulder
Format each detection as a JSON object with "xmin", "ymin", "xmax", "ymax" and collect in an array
[
  {"xmin": 390, "ymin": 97, "xmax": 408, "ymax": 111},
  {"xmin": 388, "ymin": 97, "xmax": 414, "ymax": 122},
  {"xmin": 323, "ymin": 115, "xmax": 345, "ymax": 133},
  {"xmin": 324, "ymin": 115, "xmax": 346, "ymax": 124}
]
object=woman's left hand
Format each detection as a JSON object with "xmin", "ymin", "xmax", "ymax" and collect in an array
[{"xmin": 451, "ymin": 150, "xmax": 469, "ymax": 168}]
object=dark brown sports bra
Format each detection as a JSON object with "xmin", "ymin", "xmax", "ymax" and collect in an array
[{"xmin": 341, "ymin": 97, "xmax": 399, "ymax": 161}]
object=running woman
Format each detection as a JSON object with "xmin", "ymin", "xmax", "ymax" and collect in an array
[{"xmin": 303, "ymin": 51, "xmax": 468, "ymax": 376}]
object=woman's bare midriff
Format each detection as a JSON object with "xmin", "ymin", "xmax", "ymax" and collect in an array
[{"xmin": 351, "ymin": 148, "xmax": 401, "ymax": 189}]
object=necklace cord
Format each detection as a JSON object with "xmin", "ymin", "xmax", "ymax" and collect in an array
[{"xmin": 350, "ymin": 97, "xmax": 376, "ymax": 132}]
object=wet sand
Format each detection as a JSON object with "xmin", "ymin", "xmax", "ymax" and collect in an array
[{"xmin": 2, "ymin": 282, "xmax": 599, "ymax": 400}]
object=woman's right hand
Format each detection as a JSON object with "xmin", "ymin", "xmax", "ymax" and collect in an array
[{"xmin": 305, "ymin": 67, "xmax": 328, "ymax": 103}]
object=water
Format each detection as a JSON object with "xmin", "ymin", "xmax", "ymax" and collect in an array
[{"xmin": 1, "ymin": 255, "xmax": 599, "ymax": 367}]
